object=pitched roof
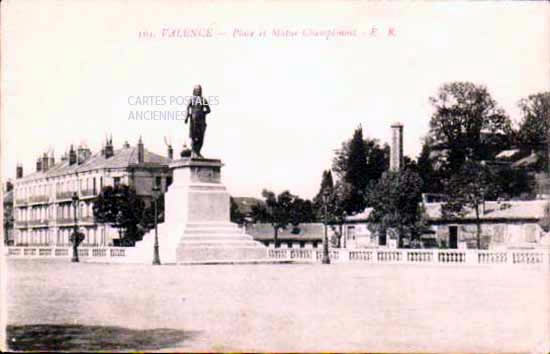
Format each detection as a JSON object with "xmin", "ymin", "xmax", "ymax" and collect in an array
[
  {"xmin": 346, "ymin": 200, "xmax": 548, "ymax": 223},
  {"xmin": 246, "ymin": 223, "xmax": 324, "ymax": 241},
  {"xmin": 495, "ymin": 149, "xmax": 520, "ymax": 159},
  {"xmin": 512, "ymin": 152, "xmax": 540, "ymax": 168},
  {"xmin": 18, "ymin": 146, "xmax": 170, "ymax": 182},
  {"xmin": 425, "ymin": 200, "xmax": 547, "ymax": 221}
]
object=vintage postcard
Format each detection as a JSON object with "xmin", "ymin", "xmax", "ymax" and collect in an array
[{"xmin": 1, "ymin": 0, "xmax": 549, "ymax": 352}]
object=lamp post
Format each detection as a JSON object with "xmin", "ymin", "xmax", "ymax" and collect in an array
[
  {"xmin": 321, "ymin": 189, "xmax": 331, "ymax": 264},
  {"xmin": 152, "ymin": 186, "xmax": 161, "ymax": 265},
  {"xmin": 71, "ymin": 192, "xmax": 80, "ymax": 263}
]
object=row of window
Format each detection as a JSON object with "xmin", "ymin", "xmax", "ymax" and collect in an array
[
  {"xmin": 14, "ymin": 176, "xmax": 107, "ymax": 199},
  {"xmin": 15, "ymin": 227, "xmax": 106, "ymax": 246},
  {"xmin": 14, "ymin": 175, "xmax": 169, "ymax": 200},
  {"xmin": 15, "ymin": 202, "xmax": 94, "ymax": 222}
]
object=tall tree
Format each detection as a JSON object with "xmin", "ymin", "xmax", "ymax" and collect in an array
[
  {"xmin": 3, "ymin": 200, "xmax": 13, "ymax": 245},
  {"xmin": 332, "ymin": 126, "xmax": 389, "ymax": 214},
  {"xmin": 517, "ymin": 92, "xmax": 550, "ymax": 173},
  {"xmin": 250, "ymin": 190, "xmax": 296, "ymax": 248},
  {"xmin": 139, "ymin": 193, "xmax": 165, "ymax": 236},
  {"xmin": 230, "ymin": 197, "xmax": 247, "ymax": 226},
  {"xmin": 326, "ymin": 180, "xmax": 354, "ymax": 248},
  {"xmin": 429, "ymin": 82, "xmax": 511, "ymax": 176},
  {"xmin": 93, "ymin": 184, "xmax": 146, "ymax": 246},
  {"xmin": 442, "ymin": 161, "xmax": 500, "ymax": 249},
  {"xmin": 366, "ymin": 170, "xmax": 424, "ymax": 248},
  {"xmin": 416, "ymin": 137, "xmax": 444, "ymax": 194},
  {"xmin": 313, "ymin": 170, "xmax": 334, "ymax": 210}
]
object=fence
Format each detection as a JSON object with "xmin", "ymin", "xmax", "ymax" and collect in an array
[
  {"xmin": 268, "ymin": 248, "xmax": 550, "ymax": 267},
  {"xmin": 5, "ymin": 246, "xmax": 549, "ymax": 268},
  {"xmin": 6, "ymin": 246, "xmax": 127, "ymax": 259}
]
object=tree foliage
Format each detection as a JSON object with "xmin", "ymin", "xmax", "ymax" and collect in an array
[
  {"xmin": 250, "ymin": 189, "xmax": 313, "ymax": 247},
  {"xmin": 312, "ymin": 170, "xmax": 353, "ymax": 247},
  {"xmin": 92, "ymin": 184, "xmax": 146, "ymax": 246},
  {"xmin": 517, "ymin": 92, "xmax": 550, "ymax": 173},
  {"xmin": 3, "ymin": 202, "xmax": 13, "ymax": 245},
  {"xmin": 332, "ymin": 126, "xmax": 389, "ymax": 214},
  {"xmin": 366, "ymin": 170, "xmax": 424, "ymax": 247},
  {"xmin": 442, "ymin": 161, "xmax": 500, "ymax": 249},
  {"xmin": 230, "ymin": 197, "xmax": 247, "ymax": 226},
  {"xmin": 517, "ymin": 92, "xmax": 550, "ymax": 150},
  {"xmin": 429, "ymin": 82, "xmax": 512, "ymax": 175},
  {"xmin": 539, "ymin": 202, "xmax": 550, "ymax": 233}
]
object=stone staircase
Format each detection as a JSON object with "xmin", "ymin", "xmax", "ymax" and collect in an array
[{"xmin": 124, "ymin": 221, "xmax": 268, "ymax": 264}]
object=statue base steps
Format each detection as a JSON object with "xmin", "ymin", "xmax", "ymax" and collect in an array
[{"xmin": 113, "ymin": 158, "xmax": 269, "ymax": 264}]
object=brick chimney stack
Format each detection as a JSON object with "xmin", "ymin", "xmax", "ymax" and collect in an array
[
  {"xmin": 390, "ymin": 122, "xmax": 404, "ymax": 172},
  {"xmin": 69, "ymin": 145, "xmax": 77, "ymax": 165},
  {"xmin": 167, "ymin": 145, "xmax": 173, "ymax": 160},
  {"xmin": 104, "ymin": 136, "xmax": 114, "ymax": 158},
  {"xmin": 137, "ymin": 136, "xmax": 144, "ymax": 164},
  {"xmin": 16, "ymin": 164, "xmax": 23, "ymax": 179},
  {"xmin": 42, "ymin": 153, "xmax": 49, "ymax": 172},
  {"xmin": 49, "ymin": 152, "xmax": 55, "ymax": 168},
  {"xmin": 77, "ymin": 146, "xmax": 91, "ymax": 164}
]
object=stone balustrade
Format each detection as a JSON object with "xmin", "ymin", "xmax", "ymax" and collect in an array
[
  {"xmin": 80, "ymin": 189, "xmax": 96, "ymax": 197},
  {"xmin": 28, "ymin": 195, "xmax": 50, "ymax": 204},
  {"xmin": 56, "ymin": 191, "xmax": 75, "ymax": 200},
  {"xmin": 15, "ymin": 198, "xmax": 28, "ymax": 206},
  {"xmin": 4, "ymin": 247, "xmax": 549, "ymax": 269},
  {"xmin": 6, "ymin": 246, "xmax": 128, "ymax": 259},
  {"xmin": 264, "ymin": 248, "xmax": 549, "ymax": 269}
]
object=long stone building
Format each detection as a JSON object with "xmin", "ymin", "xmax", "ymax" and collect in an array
[{"xmin": 12, "ymin": 137, "xmax": 172, "ymax": 247}]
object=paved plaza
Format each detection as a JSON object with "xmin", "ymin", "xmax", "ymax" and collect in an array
[{"xmin": 5, "ymin": 259, "xmax": 549, "ymax": 352}]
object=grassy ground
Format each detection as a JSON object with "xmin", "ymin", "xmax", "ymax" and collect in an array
[{"xmin": 5, "ymin": 259, "xmax": 549, "ymax": 352}]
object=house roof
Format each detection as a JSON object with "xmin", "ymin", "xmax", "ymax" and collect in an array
[
  {"xmin": 495, "ymin": 149, "xmax": 520, "ymax": 159},
  {"xmin": 18, "ymin": 146, "xmax": 170, "ymax": 182},
  {"xmin": 246, "ymin": 223, "xmax": 324, "ymax": 241},
  {"xmin": 512, "ymin": 152, "xmax": 540, "ymax": 168},
  {"xmin": 425, "ymin": 200, "xmax": 547, "ymax": 221},
  {"xmin": 346, "ymin": 200, "xmax": 548, "ymax": 223}
]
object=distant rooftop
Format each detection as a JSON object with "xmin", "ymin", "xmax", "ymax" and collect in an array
[
  {"xmin": 18, "ymin": 145, "xmax": 170, "ymax": 182},
  {"xmin": 247, "ymin": 223, "xmax": 324, "ymax": 241},
  {"xmin": 347, "ymin": 199, "xmax": 548, "ymax": 223}
]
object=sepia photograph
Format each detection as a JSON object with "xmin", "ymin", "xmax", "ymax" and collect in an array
[{"xmin": 1, "ymin": 0, "xmax": 549, "ymax": 352}]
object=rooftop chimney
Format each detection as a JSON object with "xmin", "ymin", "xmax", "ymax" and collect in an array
[
  {"xmin": 49, "ymin": 153, "xmax": 55, "ymax": 169},
  {"xmin": 390, "ymin": 122, "xmax": 404, "ymax": 172},
  {"xmin": 16, "ymin": 164, "xmax": 23, "ymax": 179},
  {"xmin": 36, "ymin": 157, "xmax": 42, "ymax": 172},
  {"xmin": 77, "ymin": 146, "xmax": 92, "ymax": 164},
  {"xmin": 123, "ymin": 141, "xmax": 130, "ymax": 148},
  {"xmin": 167, "ymin": 145, "xmax": 173, "ymax": 160},
  {"xmin": 104, "ymin": 136, "xmax": 114, "ymax": 159},
  {"xmin": 42, "ymin": 153, "xmax": 49, "ymax": 172},
  {"xmin": 69, "ymin": 145, "xmax": 77, "ymax": 165},
  {"xmin": 137, "ymin": 136, "xmax": 144, "ymax": 164}
]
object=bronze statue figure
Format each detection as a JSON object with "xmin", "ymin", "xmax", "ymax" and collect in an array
[{"xmin": 185, "ymin": 85, "xmax": 211, "ymax": 158}]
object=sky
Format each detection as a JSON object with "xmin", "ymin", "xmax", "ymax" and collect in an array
[{"xmin": 2, "ymin": 0, "xmax": 549, "ymax": 199}]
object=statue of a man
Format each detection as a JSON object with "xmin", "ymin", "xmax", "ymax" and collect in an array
[{"xmin": 185, "ymin": 85, "xmax": 211, "ymax": 158}]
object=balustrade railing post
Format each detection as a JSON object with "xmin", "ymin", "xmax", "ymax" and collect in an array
[{"xmin": 465, "ymin": 249, "xmax": 477, "ymax": 265}]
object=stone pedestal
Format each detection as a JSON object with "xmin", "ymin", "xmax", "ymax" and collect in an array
[{"xmin": 129, "ymin": 158, "xmax": 268, "ymax": 264}]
